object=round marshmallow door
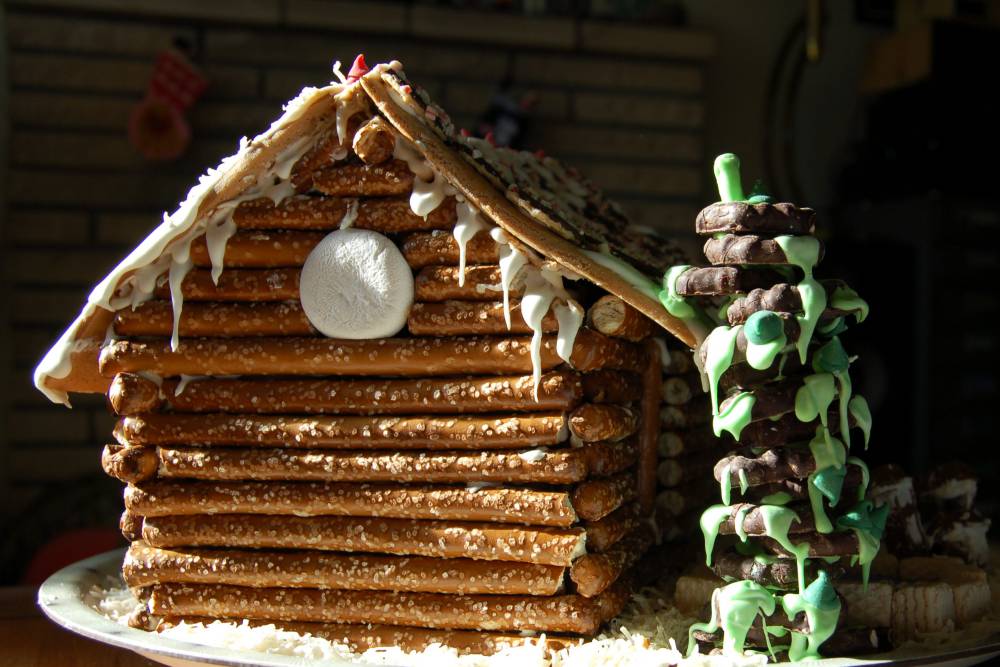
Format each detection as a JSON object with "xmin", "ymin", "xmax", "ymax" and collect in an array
[{"xmin": 299, "ymin": 228, "xmax": 414, "ymax": 339}]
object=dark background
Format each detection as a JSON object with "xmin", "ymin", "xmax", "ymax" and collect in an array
[{"xmin": 0, "ymin": 0, "xmax": 997, "ymax": 584}]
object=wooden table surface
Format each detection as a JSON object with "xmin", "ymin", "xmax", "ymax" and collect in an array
[{"xmin": 0, "ymin": 586, "xmax": 156, "ymax": 667}]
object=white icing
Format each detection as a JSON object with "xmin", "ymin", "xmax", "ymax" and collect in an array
[
  {"xmin": 167, "ymin": 235, "xmax": 195, "ymax": 351},
  {"xmin": 517, "ymin": 448, "xmax": 548, "ymax": 463},
  {"xmin": 205, "ymin": 213, "xmax": 238, "ymax": 285},
  {"xmin": 553, "ymin": 300, "xmax": 584, "ymax": 364},
  {"xmin": 392, "ymin": 137, "xmax": 433, "ymax": 180},
  {"xmin": 339, "ymin": 199, "xmax": 359, "ymax": 230},
  {"xmin": 493, "ymin": 228, "xmax": 528, "ymax": 330},
  {"xmin": 519, "ymin": 268, "xmax": 583, "ymax": 399},
  {"xmin": 452, "ymin": 200, "xmax": 490, "ymax": 286},
  {"xmin": 410, "ymin": 171, "xmax": 454, "ymax": 218},
  {"xmin": 299, "ymin": 229, "xmax": 413, "ymax": 339},
  {"xmin": 175, "ymin": 374, "xmax": 202, "ymax": 396}
]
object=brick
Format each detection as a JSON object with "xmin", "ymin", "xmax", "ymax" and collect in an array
[
  {"xmin": 445, "ymin": 82, "xmax": 569, "ymax": 122},
  {"xmin": 10, "ymin": 288, "xmax": 92, "ymax": 325},
  {"xmin": 7, "ymin": 248, "xmax": 125, "ymax": 287},
  {"xmin": 579, "ymin": 21, "xmax": 716, "ymax": 60},
  {"xmin": 264, "ymin": 66, "xmax": 445, "ymax": 102},
  {"xmin": 574, "ymin": 92, "xmax": 703, "ymax": 128},
  {"xmin": 514, "ymin": 54, "xmax": 703, "ymax": 94},
  {"xmin": 7, "ymin": 0, "xmax": 281, "ymax": 24},
  {"xmin": 9, "ymin": 92, "xmax": 133, "ymax": 130},
  {"xmin": 11, "ymin": 131, "xmax": 135, "ymax": 170},
  {"xmin": 7, "ymin": 169, "xmax": 194, "ymax": 208},
  {"xmin": 204, "ymin": 27, "xmax": 368, "ymax": 66},
  {"xmin": 4, "ymin": 209, "xmax": 90, "ymax": 245},
  {"xmin": 3, "ymin": 406, "xmax": 92, "ymax": 444},
  {"xmin": 286, "ymin": 0, "xmax": 406, "ymax": 33},
  {"xmin": 524, "ymin": 124, "xmax": 701, "ymax": 162},
  {"xmin": 95, "ymin": 212, "xmax": 162, "ymax": 245},
  {"xmin": 191, "ymin": 100, "xmax": 283, "ymax": 134},
  {"xmin": 411, "ymin": 5, "xmax": 574, "ymax": 49},
  {"xmin": 8, "ymin": 446, "xmax": 97, "ymax": 481},
  {"xmin": 6, "ymin": 13, "xmax": 195, "ymax": 56},
  {"xmin": 580, "ymin": 162, "xmax": 701, "ymax": 197},
  {"xmin": 615, "ymin": 199, "xmax": 700, "ymax": 233}
]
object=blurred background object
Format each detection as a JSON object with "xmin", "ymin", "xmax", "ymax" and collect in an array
[{"xmin": 0, "ymin": 0, "xmax": 996, "ymax": 584}]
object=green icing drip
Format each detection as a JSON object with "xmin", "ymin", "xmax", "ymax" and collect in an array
[
  {"xmin": 848, "ymin": 395, "xmax": 872, "ymax": 449},
  {"xmin": 795, "ymin": 373, "xmax": 837, "ymax": 436},
  {"xmin": 747, "ymin": 179, "xmax": 773, "ymax": 204},
  {"xmin": 830, "ymin": 284, "xmax": 869, "ymax": 323},
  {"xmin": 720, "ymin": 463, "xmax": 733, "ymax": 505},
  {"xmin": 700, "ymin": 504, "xmax": 732, "ymax": 566},
  {"xmin": 659, "ymin": 264, "xmax": 699, "ymax": 321},
  {"xmin": 848, "ymin": 456, "xmax": 870, "ymax": 499},
  {"xmin": 687, "ymin": 581, "xmax": 776, "ymax": 657},
  {"xmin": 808, "ymin": 465, "xmax": 847, "ymax": 534},
  {"xmin": 780, "ymin": 571, "xmax": 842, "ymax": 661},
  {"xmin": 836, "ymin": 500, "xmax": 885, "ymax": 589},
  {"xmin": 761, "ymin": 490, "xmax": 793, "ymax": 505},
  {"xmin": 758, "ymin": 505, "xmax": 810, "ymax": 593},
  {"xmin": 809, "ymin": 425, "xmax": 846, "ymax": 471},
  {"xmin": 703, "ymin": 325, "xmax": 742, "ymax": 415},
  {"xmin": 745, "ymin": 332, "xmax": 787, "ymax": 371},
  {"xmin": 738, "ymin": 469, "xmax": 750, "ymax": 496},
  {"xmin": 817, "ymin": 316, "xmax": 847, "ymax": 336},
  {"xmin": 713, "ymin": 391, "xmax": 756, "ymax": 440},
  {"xmin": 713, "ymin": 153, "xmax": 745, "ymax": 202},
  {"xmin": 836, "ymin": 371, "xmax": 853, "ymax": 450},
  {"xmin": 774, "ymin": 235, "xmax": 826, "ymax": 363},
  {"xmin": 813, "ymin": 338, "xmax": 853, "ymax": 449},
  {"xmin": 807, "ymin": 476, "xmax": 834, "ymax": 534},
  {"xmin": 734, "ymin": 505, "xmax": 750, "ymax": 542},
  {"xmin": 745, "ymin": 310, "xmax": 783, "ymax": 344}
]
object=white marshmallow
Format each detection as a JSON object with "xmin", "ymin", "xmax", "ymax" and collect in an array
[{"xmin": 299, "ymin": 229, "xmax": 413, "ymax": 339}]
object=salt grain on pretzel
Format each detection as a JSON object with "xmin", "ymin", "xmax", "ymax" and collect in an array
[
  {"xmin": 570, "ymin": 471, "xmax": 636, "ymax": 522},
  {"xmin": 568, "ymin": 404, "xmax": 638, "ymax": 443},
  {"xmin": 407, "ymin": 300, "xmax": 558, "ymax": 336},
  {"xmin": 152, "ymin": 268, "xmax": 301, "ymax": 301},
  {"xmin": 414, "ymin": 265, "xmax": 513, "ymax": 302},
  {"xmin": 401, "ymin": 230, "xmax": 499, "ymax": 268},
  {"xmin": 114, "ymin": 301, "xmax": 315, "ymax": 338},
  {"xmin": 569, "ymin": 524, "xmax": 654, "ymax": 597},
  {"xmin": 352, "ymin": 116, "xmax": 395, "ymax": 165},
  {"xmin": 233, "ymin": 195, "xmax": 456, "ymax": 232},
  {"xmin": 308, "ymin": 160, "xmax": 414, "ymax": 197},
  {"xmin": 189, "ymin": 230, "xmax": 323, "ymax": 268},
  {"xmin": 586, "ymin": 295, "xmax": 655, "ymax": 342}
]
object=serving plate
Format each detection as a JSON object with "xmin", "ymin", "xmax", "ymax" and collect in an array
[{"xmin": 37, "ymin": 549, "xmax": 1000, "ymax": 667}]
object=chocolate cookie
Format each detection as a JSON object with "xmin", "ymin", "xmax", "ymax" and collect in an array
[{"xmin": 696, "ymin": 201, "xmax": 816, "ymax": 237}]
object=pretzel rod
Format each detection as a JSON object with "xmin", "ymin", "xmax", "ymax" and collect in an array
[
  {"xmin": 414, "ymin": 266, "xmax": 512, "ymax": 302},
  {"xmin": 586, "ymin": 295, "xmax": 655, "ymax": 342},
  {"xmin": 113, "ymin": 301, "xmax": 315, "ymax": 338},
  {"xmin": 655, "ymin": 483, "xmax": 715, "ymax": 518},
  {"xmin": 659, "ymin": 397, "xmax": 710, "ymax": 429},
  {"xmin": 657, "ymin": 430, "xmax": 721, "ymax": 458},
  {"xmin": 152, "ymin": 268, "xmax": 301, "ymax": 301},
  {"xmin": 141, "ymin": 514, "xmax": 586, "ymax": 565},
  {"xmin": 100, "ymin": 331, "xmax": 637, "ymax": 378},
  {"xmin": 401, "ymin": 230, "xmax": 500, "ymax": 269},
  {"xmin": 656, "ymin": 457, "xmax": 716, "ymax": 488},
  {"xmin": 125, "ymin": 480, "xmax": 579, "ymax": 526},
  {"xmin": 715, "ymin": 502, "xmax": 816, "ymax": 537},
  {"xmin": 661, "ymin": 374, "xmax": 702, "ymax": 406},
  {"xmin": 189, "ymin": 230, "xmax": 323, "ymax": 268},
  {"xmin": 123, "ymin": 542, "xmax": 566, "ymax": 596},
  {"xmin": 663, "ymin": 348, "xmax": 694, "ymax": 375},
  {"xmin": 145, "ymin": 445, "xmax": 597, "ymax": 485},
  {"xmin": 102, "ymin": 444, "xmax": 157, "ymax": 484},
  {"xmin": 351, "ymin": 116, "xmax": 393, "ymax": 164},
  {"xmin": 155, "ymin": 617, "xmax": 582, "ymax": 655},
  {"xmin": 570, "ymin": 471, "xmax": 636, "ymax": 522},
  {"xmin": 407, "ymin": 299, "xmax": 558, "ymax": 336},
  {"xmin": 637, "ymin": 340, "xmax": 661, "ymax": 515},
  {"xmin": 115, "ymin": 413, "xmax": 568, "ymax": 449},
  {"xmin": 717, "ymin": 379, "xmax": 801, "ymax": 423},
  {"xmin": 120, "ymin": 510, "xmax": 143, "ymax": 541},
  {"xmin": 232, "ymin": 195, "xmax": 457, "ymax": 232},
  {"xmin": 579, "ymin": 438, "xmax": 639, "ymax": 478},
  {"xmin": 568, "ymin": 404, "xmax": 638, "ymax": 443},
  {"xmin": 290, "ymin": 111, "xmax": 365, "ymax": 189},
  {"xmin": 308, "ymin": 160, "xmax": 415, "ymax": 197},
  {"xmin": 108, "ymin": 371, "xmax": 582, "ymax": 416},
  {"xmin": 583, "ymin": 504, "xmax": 641, "ymax": 553},
  {"xmin": 714, "ymin": 446, "xmax": 822, "ymax": 487},
  {"xmin": 145, "ymin": 580, "xmax": 629, "ymax": 634},
  {"xmin": 580, "ymin": 370, "xmax": 641, "ymax": 404},
  {"xmin": 570, "ymin": 525, "xmax": 653, "ymax": 597}
]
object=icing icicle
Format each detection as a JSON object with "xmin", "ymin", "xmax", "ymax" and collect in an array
[{"xmin": 453, "ymin": 200, "xmax": 488, "ymax": 286}]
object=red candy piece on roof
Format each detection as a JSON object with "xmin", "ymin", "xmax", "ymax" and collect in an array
[
  {"xmin": 347, "ymin": 54, "xmax": 369, "ymax": 83},
  {"xmin": 535, "ymin": 149, "xmax": 547, "ymax": 159},
  {"xmin": 484, "ymin": 131, "xmax": 496, "ymax": 146}
]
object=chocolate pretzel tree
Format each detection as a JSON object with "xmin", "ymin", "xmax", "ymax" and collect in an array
[{"xmin": 666, "ymin": 154, "xmax": 884, "ymax": 661}]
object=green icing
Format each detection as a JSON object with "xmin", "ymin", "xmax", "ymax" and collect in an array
[
  {"xmin": 720, "ymin": 463, "xmax": 733, "ymax": 505},
  {"xmin": 746, "ymin": 333, "xmax": 787, "ymax": 371},
  {"xmin": 836, "ymin": 500, "xmax": 885, "ymax": 588},
  {"xmin": 700, "ymin": 504, "xmax": 732, "ymax": 566},
  {"xmin": 848, "ymin": 395, "xmax": 872, "ymax": 449},
  {"xmin": 808, "ymin": 425, "xmax": 846, "ymax": 471},
  {"xmin": 746, "ymin": 179, "xmax": 773, "ymax": 204},
  {"xmin": 761, "ymin": 490, "xmax": 793, "ymax": 505},
  {"xmin": 780, "ymin": 571, "xmax": 842, "ymax": 661},
  {"xmin": 713, "ymin": 153, "xmax": 745, "ymax": 202},
  {"xmin": 703, "ymin": 325, "xmax": 742, "ymax": 415},
  {"xmin": 817, "ymin": 316, "xmax": 847, "ymax": 336},
  {"xmin": 758, "ymin": 505, "xmax": 810, "ymax": 593},
  {"xmin": 659, "ymin": 264, "xmax": 699, "ymax": 321},
  {"xmin": 774, "ymin": 235, "xmax": 826, "ymax": 363},
  {"xmin": 808, "ymin": 465, "xmax": 847, "ymax": 534},
  {"xmin": 687, "ymin": 581, "xmax": 776, "ymax": 657},
  {"xmin": 830, "ymin": 284, "xmax": 869, "ymax": 323},
  {"xmin": 713, "ymin": 391, "xmax": 756, "ymax": 440},
  {"xmin": 795, "ymin": 373, "xmax": 837, "ymax": 434},
  {"xmin": 734, "ymin": 505, "xmax": 751, "ymax": 542},
  {"xmin": 738, "ymin": 469, "xmax": 750, "ymax": 496},
  {"xmin": 848, "ymin": 456, "xmax": 870, "ymax": 499},
  {"xmin": 745, "ymin": 310, "xmax": 783, "ymax": 344},
  {"xmin": 813, "ymin": 337, "xmax": 849, "ymax": 374}
]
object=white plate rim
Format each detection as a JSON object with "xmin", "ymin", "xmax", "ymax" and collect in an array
[{"xmin": 35, "ymin": 548, "xmax": 1000, "ymax": 667}]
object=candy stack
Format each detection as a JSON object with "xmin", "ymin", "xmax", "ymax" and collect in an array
[{"xmin": 667, "ymin": 154, "xmax": 884, "ymax": 661}]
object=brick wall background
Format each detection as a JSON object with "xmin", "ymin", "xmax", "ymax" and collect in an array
[{"xmin": 0, "ymin": 0, "xmax": 713, "ymax": 582}]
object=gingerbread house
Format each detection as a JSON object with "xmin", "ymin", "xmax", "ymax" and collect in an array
[{"xmin": 34, "ymin": 58, "xmax": 707, "ymax": 653}]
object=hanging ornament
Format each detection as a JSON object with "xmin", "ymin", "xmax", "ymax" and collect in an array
[{"xmin": 128, "ymin": 47, "xmax": 209, "ymax": 161}]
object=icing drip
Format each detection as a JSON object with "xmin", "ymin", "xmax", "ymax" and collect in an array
[
  {"xmin": 699, "ymin": 504, "xmax": 732, "ymax": 566},
  {"xmin": 339, "ymin": 199, "xmax": 359, "ymax": 229},
  {"xmin": 720, "ymin": 463, "xmax": 732, "ymax": 505},
  {"xmin": 713, "ymin": 391, "xmax": 755, "ymax": 440},
  {"xmin": 205, "ymin": 213, "xmax": 237, "ymax": 285},
  {"xmin": 758, "ymin": 505, "xmax": 810, "ymax": 593},
  {"xmin": 553, "ymin": 300, "xmax": 584, "ymax": 364},
  {"xmin": 492, "ymin": 228, "xmax": 528, "ymax": 329},
  {"xmin": 175, "ymin": 374, "xmax": 202, "ymax": 396},
  {"xmin": 848, "ymin": 395, "xmax": 872, "ymax": 448},
  {"xmin": 409, "ymin": 170, "xmax": 455, "ymax": 217},
  {"xmin": 392, "ymin": 136, "xmax": 434, "ymax": 180},
  {"xmin": 701, "ymin": 325, "xmax": 741, "ymax": 415},
  {"xmin": 830, "ymin": 284, "xmax": 869, "ymax": 323},
  {"xmin": 795, "ymin": 373, "xmax": 837, "ymax": 444},
  {"xmin": 687, "ymin": 582, "xmax": 776, "ymax": 657},
  {"xmin": 519, "ymin": 269, "xmax": 582, "ymax": 398},
  {"xmin": 167, "ymin": 236, "xmax": 195, "ymax": 352},
  {"xmin": 779, "ymin": 571, "xmax": 842, "ymax": 661},
  {"xmin": 453, "ymin": 200, "xmax": 489, "ymax": 286},
  {"xmin": 774, "ymin": 235, "xmax": 826, "ymax": 364}
]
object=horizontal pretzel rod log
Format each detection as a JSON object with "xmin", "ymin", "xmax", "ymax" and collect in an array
[
  {"xmin": 113, "ymin": 301, "xmax": 316, "ymax": 338},
  {"xmin": 407, "ymin": 300, "xmax": 558, "ymax": 336},
  {"xmin": 570, "ymin": 525, "xmax": 654, "ymax": 597},
  {"xmin": 99, "ymin": 330, "xmax": 641, "ymax": 378},
  {"xmin": 152, "ymin": 268, "xmax": 301, "ymax": 301},
  {"xmin": 662, "ymin": 347, "xmax": 694, "ymax": 375},
  {"xmin": 715, "ymin": 502, "xmax": 816, "ymax": 537},
  {"xmin": 189, "ymin": 230, "xmax": 323, "ymax": 268},
  {"xmin": 155, "ymin": 617, "xmax": 582, "ymax": 656},
  {"xmin": 108, "ymin": 371, "xmax": 583, "ymax": 416},
  {"xmin": 568, "ymin": 404, "xmax": 638, "ymax": 443},
  {"xmin": 402, "ymin": 230, "xmax": 499, "ymax": 269},
  {"xmin": 582, "ymin": 504, "xmax": 641, "ymax": 553},
  {"xmin": 661, "ymin": 374, "xmax": 702, "ymax": 406},
  {"xmin": 232, "ymin": 195, "xmax": 456, "ymax": 232},
  {"xmin": 114, "ymin": 413, "xmax": 568, "ymax": 450},
  {"xmin": 141, "ymin": 514, "xmax": 586, "ymax": 565},
  {"xmin": 657, "ymin": 430, "xmax": 724, "ymax": 458},
  {"xmin": 570, "ymin": 471, "xmax": 636, "ymax": 522},
  {"xmin": 123, "ymin": 541, "xmax": 565, "ymax": 596},
  {"xmin": 105, "ymin": 438, "xmax": 637, "ymax": 485},
  {"xmin": 146, "ymin": 579, "xmax": 629, "ymax": 634},
  {"xmin": 659, "ymin": 397, "xmax": 711, "ymax": 429},
  {"xmin": 308, "ymin": 160, "xmax": 415, "ymax": 197},
  {"xmin": 352, "ymin": 116, "xmax": 394, "ymax": 165},
  {"xmin": 414, "ymin": 266, "xmax": 512, "ymax": 302},
  {"xmin": 657, "ymin": 457, "xmax": 716, "ymax": 488},
  {"xmin": 580, "ymin": 370, "xmax": 642, "ymax": 404},
  {"xmin": 125, "ymin": 480, "xmax": 579, "ymax": 526},
  {"xmin": 120, "ymin": 510, "xmax": 143, "ymax": 541},
  {"xmin": 289, "ymin": 111, "xmax": 364, "ymax": 189},
  {"xmin": 586, "ymin": 295, "xmax": 655, "ymax": 342}
]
